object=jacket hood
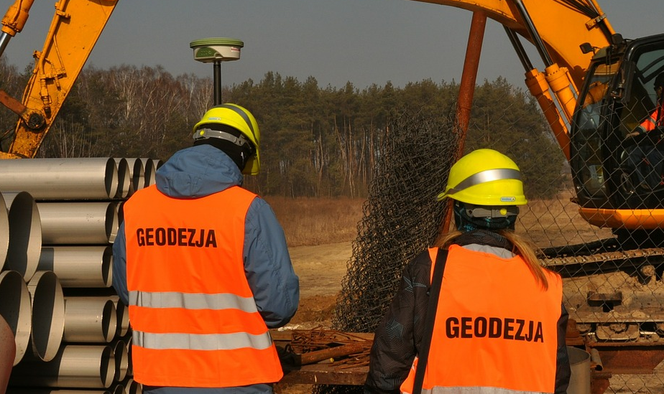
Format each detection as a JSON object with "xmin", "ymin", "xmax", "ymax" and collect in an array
[{"xmin": 155, "ymin": 144, "xmax": 244, "ymax": 198}]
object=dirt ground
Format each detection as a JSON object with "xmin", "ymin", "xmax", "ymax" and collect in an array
[
  {"xmin": 284, "ymin": 241, "xmax": 353, "ymax": 330},
  {"xmin": 279, "ymin": 241, "xmax": 664, "ymax": 394},
  {"xmin": 275, "ymin": 242, "xmax": 353, "ymax": 394}
]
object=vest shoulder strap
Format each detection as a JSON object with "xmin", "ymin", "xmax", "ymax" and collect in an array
[{"xmin": 413, "ymin": 247, "xmax": 449, "ymax": 394}]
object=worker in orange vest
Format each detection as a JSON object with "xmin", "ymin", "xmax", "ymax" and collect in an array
[
  {"xmin": 113, "ymin": 104, "xmax": 299, "ymax": 394},
  {"xmin": 364, "ymin": 149, "xmax": 570, "ymax": 394},
  {"xmin": 629, "ymin": 72, "xmax": 664, "ymax": 137},
  {"xmin": 623, "ymin": 72, "xmax": 664, "ymax": 190}
]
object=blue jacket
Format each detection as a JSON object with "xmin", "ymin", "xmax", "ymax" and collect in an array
[{"xmin": 112, "ymin": 144, "xmax": 299, "ymax": 394}]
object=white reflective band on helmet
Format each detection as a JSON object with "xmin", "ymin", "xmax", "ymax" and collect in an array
[
  {"xmin": 447, "ymin": 168, "xmax": 521, "ymax": 195},
  {"xmin": 133, "ymin": 330, "xmax": 273, "ymax": 351},
  {"xmin": 193, "ymin": 128, "xmax": 251, "ymax": 148},
  {"xmin": 129, "ymin": 291, "xmax": 259, "ymax": 313}
]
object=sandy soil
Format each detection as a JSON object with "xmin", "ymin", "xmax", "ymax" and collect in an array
[
  {"xmin": 284, "ymin": 241, "xmax": 352, "ymax": 330},
  {"xmin": 279, "ymin": 242, "xmax": 664, "ymax": 394},
  {"xmin": 275, "ymin": 242, "xmax": 353, "ymax": 394}
]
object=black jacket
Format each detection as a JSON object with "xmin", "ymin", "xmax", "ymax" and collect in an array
[{"xmin": 364, "ymin": 230, "xmax": 571, "ymax": 394}]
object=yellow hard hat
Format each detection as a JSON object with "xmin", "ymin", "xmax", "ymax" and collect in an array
[
  {"xmin": 193, "ymin": 104, "xmax": 261, "ymax": 175},
  {"xmin": 437, "ymin": 149, "xmax": 527, "ymax": 206}
]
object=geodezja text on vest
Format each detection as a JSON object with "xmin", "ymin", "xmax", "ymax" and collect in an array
[
  {"xmin": 136, "ymin": 227, "xmax": 218, "ymax": 248},
  {"xmin": 445, "ymin": 316, "xmax": 544, "ymax": 342}
]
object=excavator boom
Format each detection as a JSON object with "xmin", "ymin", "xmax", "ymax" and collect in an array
[
  {"xmin": 411, "ymin": 0, "xmax": 664, "ymax": 232},
  {"xmin": 0, "ymin": 0, "xmax": 623, "ymax": 161},
  {"xmin": 412, "ymin": 0, "xmax": 615, "ymax": 83},
  {"xmin": 0, "ymin": 0, "xmax": 662, "ymax": 232},
  {"xmin": 0, "ymin": 0, "xmax": 118, "ymax": 159}
]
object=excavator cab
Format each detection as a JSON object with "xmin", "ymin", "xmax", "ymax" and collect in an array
[{"xmin": 570, "ymin": 34, "xmax": 664, "ymax": 236}]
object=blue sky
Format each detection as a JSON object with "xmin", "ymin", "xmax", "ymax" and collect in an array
[{"xmin": 2, "ymin": 0, "xmax": 661, "ymax": 90}]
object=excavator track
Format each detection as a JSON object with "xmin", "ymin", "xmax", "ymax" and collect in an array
[{"xmin": 543, "ymin": 242, "xmax": 664, "ymax": 341}]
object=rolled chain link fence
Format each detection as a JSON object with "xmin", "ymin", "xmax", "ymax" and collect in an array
[
  {"xmin": 333, "ymin": 111, "xmax": 461, "ymax": 335},
  {"xmin": 320, "ymin": 91, "xmax": 664, "ymax": 393}
]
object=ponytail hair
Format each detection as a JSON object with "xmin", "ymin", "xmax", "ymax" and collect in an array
[{"xmin": 434, "ymin": 230, "xmax": 549, "ymax": 290}]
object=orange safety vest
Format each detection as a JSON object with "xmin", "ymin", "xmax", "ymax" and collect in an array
[
  {"xmin": 401, "ymin": 245, "xmax": 563, "ymax": 394},
  {"xmin": 123, "ymin": 185, "xmax": 282, "ymax": 387},
  {"xmin": 639, "ymin": 101, "xmax": 664, "ymax": 133}
]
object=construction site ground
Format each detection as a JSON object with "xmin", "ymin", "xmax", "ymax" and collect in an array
[
  {"xmin": 276, "ymin": 241, "xmax": 352, "ymax": 393},
  {"xmin": 280, "ymin": 241, "xmax": 664, "ymax": 393},
  {"xmin": 285, "ymin": 241, "xmax": 352, "ymax": 331}
]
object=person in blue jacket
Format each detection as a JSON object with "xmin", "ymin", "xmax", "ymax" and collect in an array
[{"xmin": 112, "ymin": 103, "xmax": 299, "ymax": 394}]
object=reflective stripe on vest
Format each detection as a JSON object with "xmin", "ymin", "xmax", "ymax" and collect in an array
[
  {"xmin": 639, "ymin": 102, "xmax": 664, "ymax": 132},
  {"xmin": 129, "ymin": 290, "xmax": 259, "ymax": 312},
  {"xmin": 123, "ymin": 185, "xmax": 282, "ymax": 387},
  {"xmin": 405, "ymin": 381, "xmax": 544, "ymax": 394},
  {"xmin": 132, "ymin": 330, "xmax": 273, "ymax": 350},
  {"xmin": 401, "ymin": 245, "xmax": 563, "ymax": 394}
]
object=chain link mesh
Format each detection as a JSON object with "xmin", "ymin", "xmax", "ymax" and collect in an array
[
  {"xmin": 318, "ymin": 86, "xmax": 664, "ymax": 392},
  {"xmin": 332, "ymin": 111, "xmax": 461, "ymax": 335}
]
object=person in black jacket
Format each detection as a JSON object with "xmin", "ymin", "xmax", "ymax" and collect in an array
[{"xmin": 365, "ymin": 149, "xmax": 570, "ymax": 394}]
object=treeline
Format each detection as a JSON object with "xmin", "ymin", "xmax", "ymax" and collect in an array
[{"xmin": 0, "ymin": 59, "xmax": 566, "ymax": 199}]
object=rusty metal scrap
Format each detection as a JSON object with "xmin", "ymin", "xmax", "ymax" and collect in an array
[{"xmin": 286, "ymin": 328, "xmax": 372, "ymax": 366}]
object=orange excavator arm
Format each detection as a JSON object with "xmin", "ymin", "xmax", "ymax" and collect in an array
[
  {"xmin": 411, "ymin": 0, "xmax": 616, "ymax": 85},
  {"xmin": 411, "ymin": 0, "xmax": 664, "ymax": 232},
  {"xmin": 410, "ymin": 0, "xmax": 616, "ymax": 160},
  {"xmin": 0, "ymin": 0, "xmax": 118, "ymax": 159},
  {"xmin": 0, "ymin": 0, "xmax": 616, "ymax": 160}
]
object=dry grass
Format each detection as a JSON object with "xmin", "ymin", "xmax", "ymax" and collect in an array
[
  {"xmin": 266, "ymin": 192, "xmax": 611, "ymax": 249},
  {"xmin": 518, "ymin": 190, "xmax": 612, "ymax": 247},
  {"xmin": 264, "ymin": 196, "xmax": 366, "ymax": 247}
]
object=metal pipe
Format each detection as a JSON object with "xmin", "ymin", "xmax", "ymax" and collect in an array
[
  {"xmin": 0, "ymin": 270, "xmax": 31, "ymax": 366},
  {"xmin": 0, "ymin": 0, "xmax": 36, "ymax": 58},
  {"xmin": 590, "ymin": 347, "xmax": 604, "ymax": 371},
  {"xmin": 113, "ymin": 158, "xmax": 130, "ymax": 200},
  {"xmin": 567, "ymin": 346, "xmax": 591, "ymax": 394},
  {"xmin": 38, "ymin": 246, "xmax": 112, "ymax": 288},
  {"xmin": 2, "ymin": 191, "xmax": 41, "ymax": 281},
  {"xmin": 0, "ymin": 193, "xmax": 9, "ymax": 270},
  {"xmin": 0, "ymin": 158, "xmax": 118, "ymax": 200},
  {"xmin": 111, "ymin": 339, "xmax": 128, "ymax": 382},
  {"xmin": 214, "ymin": 60, "xmax": 222, "ymax": 105},
  {"xmin": 125, "ymin": 336, "xmax": 133, "ymax": 377},
  {"xmin": 37, "ymin": 202, "xmax": 119, "ymax": 245},
  {"xmin": 123, "ymin": 158, "xmax": 145, "ymax": 196},
  {"xmin": 26, "ymin": 271, "xmax": 64, "ymax": 362},
  {"xmin": 455, "ymin": 11, "xmax": 486, "ymax": 141},
  {"xmin": 442, "ymin": 11, "xmax": 486, "ymax": 234},
  {"xmin": 63, "ymin": 297, "xmax": 117, "ymax": 344},
  {"xmin": 140, "ymin": 158, "xmax": 158, "ymax": 187},
  {"xmin": 9, "ymin": 344, "xmax": 115, "ymax": 388},
  {"xmin": 0, "ymin": 32, "xmax": 11, "ymax": 57},
  {"xmin": 84, "ymin": 296, "xmax": 129, "ymax": 340},
  {"xmin": 108, "ymin": 295, "xmax": 129, "ymax": 338},
  {"xmin": 504, "ymin": 26, "xmax": 534, "ymax": 72},
  {"xmin": 510, "ymin": 0, "xmax": 554, "ymax": 67},
  {"xmin": 124, "ymin": 378, "xmax": 142, "ymax": 394}
]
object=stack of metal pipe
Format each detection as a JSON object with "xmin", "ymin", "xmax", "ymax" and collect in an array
[{"xmin": 0, "ymin": 157, "xmax": 161, "ymax": 394}]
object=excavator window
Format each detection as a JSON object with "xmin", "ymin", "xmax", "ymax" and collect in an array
[
  {"xmin": 572, "ymin": 39, "xmax": 664, "ymax": 211},
  {"xmin": 572, "ymin": 59, "xmax": 620, "ymax": 207},
  {"xmin": 622, "ymin": 48, "xmax": 664, "ymax": 134},
  {"xmin": 617, "ymin": 46, "xmax": 664, "ymax": 206}
]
